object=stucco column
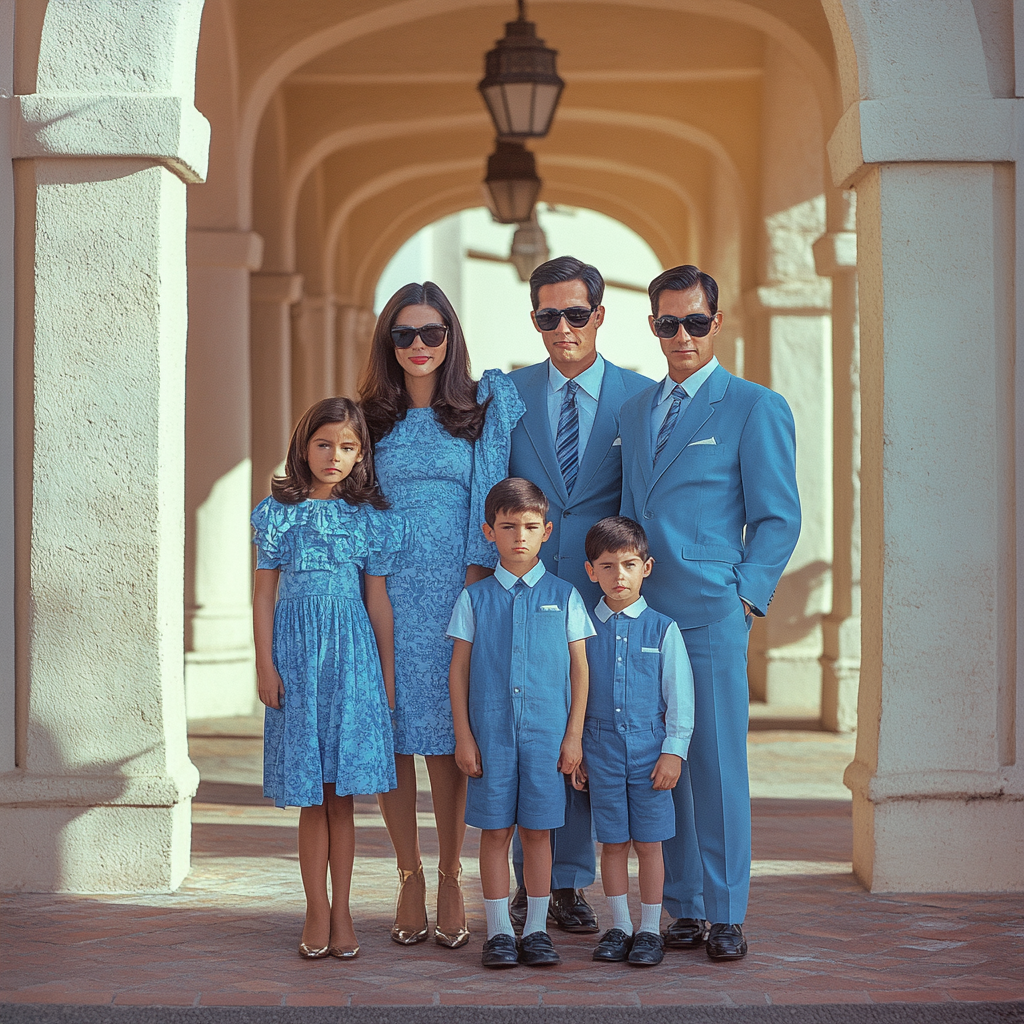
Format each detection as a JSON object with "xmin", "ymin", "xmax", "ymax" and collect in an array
[
  {"xmin": 0, "ymin": 80, "xmax": 209, "ymax": 887},
  {"xmin": 814, "ymin": 203, "xmax": 860, "ymax": 733},
  {"xmin": 185, "ymin": 231, "xmax": 263, "ymax": 719},
  {"xmin": 250, "ymin": 273, "xmax": 302, "ymax": 503},
  {"xmin": 336, "ymin": 304, "xmax": 376, "ymax": 399},
  {"xmin": 291, "ymin": 294, "xmax": 337, "ymax": 415},
  {"xmin": 744, "ymin": 40, "xmax": 834, "ymax": 709}
]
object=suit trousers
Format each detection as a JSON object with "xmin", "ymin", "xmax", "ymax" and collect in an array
[
  {"xmin": 512, "ymin": 776, "xmax": 596, "ymax": 889},
  {"xmin": 662, "ymin": 601, "xmax": 752, "ymax": 924}
]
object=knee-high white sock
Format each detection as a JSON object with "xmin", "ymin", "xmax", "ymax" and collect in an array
[
  {"xmin": 485, "ymin": 897, "xmax": 515, "ymax": 939},
  {"xmin": 523, "ymin": 895, "xmax": 549, "ymax": 936},
  {"xmin": 639, "ymin": 902, "xmax": 662, "ymax": 936},
  {"xmin": 606, "ymin": 893, "xmax": 633, "ymax": 934}
]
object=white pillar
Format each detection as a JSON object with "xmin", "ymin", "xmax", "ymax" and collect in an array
[
  {"xmin": 291, "ymin": 294, "xmax": 337, "ymax": 415},
  {"xmin": 336, "ymin": 304, "xmax": 376, "ymax": 399},
  {"xmin": 185, "ymin": 230, "xmax": 263, "ymax": 720},
  {"xmin": 250, "ymin": 273, "xmax": 302, "ymax": 503},
  {"xmin": 814, "ymin": 197, "xmax": 860, "ymax": 733}
]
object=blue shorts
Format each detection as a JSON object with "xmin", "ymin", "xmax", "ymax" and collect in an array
[
  {"xmin": 465, "ymin": 730, "xmax": 567, "ymax": 832},
  {"xmin": 583, "ymin": 719, "xmax": 675, "ymax": 844}
]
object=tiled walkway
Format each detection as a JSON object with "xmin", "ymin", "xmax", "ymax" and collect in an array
[{"xmin": 1, "ymin": 716, "xmax": 1021, "ymax": 1010}]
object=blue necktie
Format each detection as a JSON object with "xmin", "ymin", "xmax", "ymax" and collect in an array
[
  {"xmin": 654, "ymin": 384, "xmax": 686, "ymax": 463},
  {"xmin": 556, "ymin": 380, "xmax": 580, "ymax": 493}
]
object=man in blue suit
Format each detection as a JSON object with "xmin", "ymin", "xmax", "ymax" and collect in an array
[
  {"xmin": 507, "ymin": 256, "xmax": 653, "ymax": 933},
  {"xmin": 619, "ymin": 265, "xmax": 800, "ymax": 961}
]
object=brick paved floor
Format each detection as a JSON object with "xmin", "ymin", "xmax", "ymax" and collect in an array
[{"xmin": 1, "ymin": 719, "xmax": 1021, "ymax": 1010}]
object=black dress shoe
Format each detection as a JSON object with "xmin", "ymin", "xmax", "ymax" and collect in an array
[
  {"xmin": 481, "ymin": 932, "xmax": 519, "ymax": 968},
  {"xmin": 627, "ymin": 931, "xmax": 665, "ymax": 966},
  {"xmin": 509, "ymin": 886, "xmax": 528, "ymax": 935},
  {"xmin": 592, "ymin": 928, "xmax": 633, "ymax": 962},
  {"xmin": 547, "ymin": 888, "xmax": 599, "ymax": 933},
  {"xmin": 518, "ymin": 930, "xmax": 561, "ymax": 966},
  {"xmin": 663, "ymin": 917, "xmax": 706, "ymax": 949},
  {"xmin": 706, "ymin": 923, "xmax": 747, "ymax": 961}
]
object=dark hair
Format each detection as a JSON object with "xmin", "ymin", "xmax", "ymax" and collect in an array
[
  {"xmin": 529, "ymin": 256, "xmax": 605, "ymax": 310},
  {"xmin": 585, "ymin": 516, "xmax": 651, "ymax": 563},
  {"xmin": 360, "ymin": 281, "xmax": 489, "ymax": 444},
  {"xmin": 648, "ymin": 265, "xmax": 719, "ymax": 317},
  {"xmin": 484, "ymin": 477, "xmax": 549, "ymax": 526},
  {"xmin": 272, "ymin": 397, "xmax": 389, "ymax": 509}
]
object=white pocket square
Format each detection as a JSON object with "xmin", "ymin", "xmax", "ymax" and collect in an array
[
  {"xmin": 688, "ymin": 437, "xmax": 717, "ymax": 446},
  {"xmin": 612, "ymin": 437, "xmax": 621, "ymax": 446}
]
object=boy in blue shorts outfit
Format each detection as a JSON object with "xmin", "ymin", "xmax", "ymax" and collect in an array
[
  {"xmin": 577, "ymin": 516, "xmax": 694, "ymax": 967},
  {"xmin": 448, "ymin": 477, "xmax": 594, "ymax": 969}
]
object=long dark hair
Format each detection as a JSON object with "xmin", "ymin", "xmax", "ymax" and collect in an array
[
  {"xmin": 360, "ymin": 281, "xmax": 489, "ymax": 443},
  {"xmin": 272, "ymin": 397, "xmax": 389, "ymax": 509}
]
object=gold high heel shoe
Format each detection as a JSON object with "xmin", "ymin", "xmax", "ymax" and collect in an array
[
  {"xmin": 390, "ymin": 863, "xmax": 429, "ymax": 944},
  {"xmin": 433, "ymin": 865, "xmax": 470, "ymax": 949},
  {"xmin": 328, "ymin": 944, "xmax": 360, "ymax": 959},
  {"xmin": 297, "ymin": 941, "xmax": 330, "ymax": 959}
]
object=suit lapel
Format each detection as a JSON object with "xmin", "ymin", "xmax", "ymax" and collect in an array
[
  {"xmin": 570, "ymin": 361, "xmax": 622, "ymax": 504},
  {"xmin": 517, "ymin": 361, "xmax": 569, "ymax": 504},
  {"xmin": 648, "ymin": 365, "xmax": 729, "ymax": 491}
]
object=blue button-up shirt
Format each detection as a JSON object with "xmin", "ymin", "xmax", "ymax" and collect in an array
[
  {"xmin": 649, "ymin": 355, "xmax": 720, "ymax": 448},
  {"xmin": 547, "ymin": 354, "xmax": 605, "ymax": 471}
]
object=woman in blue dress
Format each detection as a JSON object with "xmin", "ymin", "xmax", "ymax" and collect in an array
[{"xmin": 361, "ymin": 281, "xmax": 524, "ymax": 949}]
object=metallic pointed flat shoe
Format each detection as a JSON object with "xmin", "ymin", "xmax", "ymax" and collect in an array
[
  {"xmin": 390, "ymin": 863, "xmax": 429, "ymax": 945},
  {"xmin": 434, "ymin": 866, "xmax": 470, "ymax": 949},
  {"xmin": 328, "ymin": 944, "xmax": 360, "ymax": 959},
  {"xmin": 297, "ymin": 941, "xmax": 330, "ymax": 959}
]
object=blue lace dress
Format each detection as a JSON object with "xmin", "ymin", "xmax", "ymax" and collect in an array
[
  {"xmin": 374, "ymin": 369, "xmax": 525, "ymax": 755},
  {"xmin": 252, "ymin": 497, "xmax": 410, "ymax": 807}
]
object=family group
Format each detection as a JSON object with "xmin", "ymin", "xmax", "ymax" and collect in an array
[{"xmin": 250, "ymin": 257, "xmax": 801, "ymax": 970}]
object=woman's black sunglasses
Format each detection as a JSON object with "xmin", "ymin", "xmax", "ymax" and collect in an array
[
  {"xmin": 391, "ymin": 324, "xmax": 448, "ymax": 348},
  {"xmin": 534, "ymin": 306, "xmax": 597, "ymax": 331},
  {"xmin": 652, "ymin": 314, "xmax": 716, "ymax": 339}
]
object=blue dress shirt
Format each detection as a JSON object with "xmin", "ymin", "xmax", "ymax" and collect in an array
[
  {"xmin": 546, "ymin": 355, "xmax": 605, "ymax": 472},
  {"xmin": 649, "ymin": 355, "xmax": 720, "ymax": 448}
]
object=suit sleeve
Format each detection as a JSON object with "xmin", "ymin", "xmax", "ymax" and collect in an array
[{"xmin": 735, "ymin": 390, "xmax": 801, "ymax": 615}]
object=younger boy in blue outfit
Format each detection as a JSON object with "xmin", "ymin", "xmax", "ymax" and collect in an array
[
  {"xmin": 578, "ymin": 516, "xmax": 695, "ymax": 967},
  {"xmin": 448, "ymin": 477, "xmax": 594, "ymax": 969}
]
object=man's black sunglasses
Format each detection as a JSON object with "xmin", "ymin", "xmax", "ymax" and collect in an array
[
  {"xmin": 391, "ymin": 324, "xmax": 448, "ymax": 348},
  {"xmin": 534, "ymin": 306, "xmax": 597, "ymax": 331},
  {"xmin": 652, "ymin": 314, "xmax": 716, "ymax": 339}
]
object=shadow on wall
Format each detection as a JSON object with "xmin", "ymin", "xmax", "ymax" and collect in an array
[{"xmin": 761, "ymin": 559, "xmax": 831, "ymax": 649}]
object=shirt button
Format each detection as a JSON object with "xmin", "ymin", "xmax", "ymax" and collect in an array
[
  {"xmin": 616, "ymin": 635, "xmax": 621, "ymax": 641},
  {"xmin": 617, "ymin": 656, "xmax": 622, "ymax": 662},
  {"xmin": 615, "ymin": 708, "xmax": 621, "ymax": 713},
  {"xmin": 514, "ymin": 688, "xmax": 520, "ymax": 693},
  {"xmin": 643, "ymin": 511, "xmax": 654, "ymax": 520}
]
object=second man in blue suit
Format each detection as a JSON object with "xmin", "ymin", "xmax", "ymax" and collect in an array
[{"xmin": 507, "ymin": 256, "xmax": 653, "ymax": 933}]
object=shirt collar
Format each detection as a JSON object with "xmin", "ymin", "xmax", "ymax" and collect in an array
[
  {"xmin": 493, "ymin": 559, "xmax": 547, "ymax": 590},
  {"xmin": 548, "ymin": 353, "xmax": 605, "ymax": 403},
  {"xmin": 657, "ymin": 355, "xmax": 719, "ymax": 405},
  {"xmin": 594, "ymin": 595, "xmax": 648, "ymax": 622}
]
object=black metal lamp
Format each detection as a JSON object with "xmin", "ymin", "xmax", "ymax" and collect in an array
[
  {"xmin": 478, "ymin": 0, "xmax": 564, "ymax": 139},
  {"xmin": 482, "ymin": 140, "xmax": 541, "ymax": 224},
  {"xmin": 509, "ymin": 212, "xmax": 550, "ymax": 282}
]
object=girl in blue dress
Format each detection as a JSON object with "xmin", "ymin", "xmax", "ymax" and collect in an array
[
  {"xmin": 252, "ymin": 397, "xmax": 408, "ymax": 961},
  {"xmin": 361, "ymin": 282, "xmax": 524, "ymax": 950}
]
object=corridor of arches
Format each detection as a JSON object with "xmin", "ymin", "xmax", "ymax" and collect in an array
[{"xmin": 0, "ymin": 0, "xmax": 1020, "ymax": 898}]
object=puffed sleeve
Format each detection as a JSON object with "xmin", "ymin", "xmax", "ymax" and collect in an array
[
  {"xmin": 364, "ymin": 508, "xmax": 412, "ymax": 577},
  {"xmin": 251, "ymin": 497, "xmax": 295, "ymax": 569},
  {"xmin": 464, "ymin": 368, "xmax": 526, "ymax": 568}
]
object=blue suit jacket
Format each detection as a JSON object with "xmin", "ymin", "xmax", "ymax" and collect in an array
[
  {"xmin": 509, "ymin": 359, "xmax": 654, "ymax": 608},
  {"xmin": 619, "ymin": 364, "xmax": 801, "ymax": 629}
]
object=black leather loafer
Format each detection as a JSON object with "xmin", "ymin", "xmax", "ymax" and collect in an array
[
  {"xmin": 518, "ymin": 930, "xmax": 561, "ymax": 966},
  {"xmin": 592, "ymin": 928, "xmax": 633, "ymax": 962},
  {"xmin": 627, "ymin": 930, "xmax": 664, "ymax": 966},
  {"xmin": 509, "ymin": 886, "xmax": 528, "ymax": 935},
  {"xmin": 481, "ymin": 932, "xmax": 519, "ymax": 968},
  {"xmin": 547, "ymin": 888, "xmax": 599, "ymax": 933},
  {"xmin": 663, "ymin": 917, "xmax": 706, "ymax": 949},
  {"xmin": 706, "ymin": 923, "xmax": 747, "ymax": 961}
]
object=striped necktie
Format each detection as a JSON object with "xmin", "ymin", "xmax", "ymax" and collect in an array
[
  {"xmin": 654, "ymin": 383, "xmax": 686, "ymax": 463},
  {"xmin": 556, "ymin": 379, "xmax": 580, "ymax": 493}
]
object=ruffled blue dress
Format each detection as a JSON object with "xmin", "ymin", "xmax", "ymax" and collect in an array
[
  {"xmin": 374, "ymin": 369, "xmax": 525, "ymax": 755},
  {"xmin": 251, "ymin": 497, "xmax": 410, "ymax": 807}
]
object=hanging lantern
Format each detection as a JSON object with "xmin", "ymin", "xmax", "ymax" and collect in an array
[
  {"xmin": 509, "ymin": 212, "xmax": 549, "ymax": 282},
  {"xmin": 482, "ymin": 140, "xmax": 542, "ymax": 225},
  {"xmin": 478, "ymin": 0, "xmax": 564, "ymax": 139}
]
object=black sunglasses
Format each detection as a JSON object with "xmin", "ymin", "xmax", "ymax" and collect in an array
[
  {"xmin": 534, "ymin": 306, "xmax": 597, "ymax": 331},
  {"xmin": 391, "ymin": 323, "xmax": 448, "ymax": 348},
  {"xmin": 652, "ymin": 313, "xmax": 716, "ymax": 339}
]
